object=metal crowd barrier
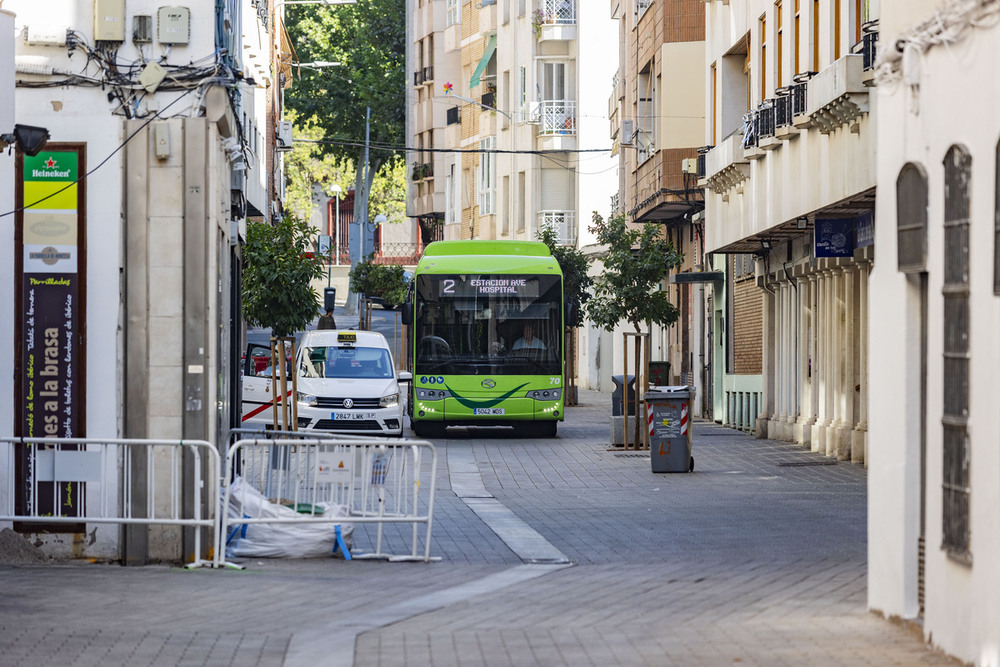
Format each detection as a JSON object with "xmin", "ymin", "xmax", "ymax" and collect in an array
[
  {"xmin": 218, "ymin": 437, "xmax": 438, "ymax": 567},
  {"xmin": 0, "ymin": 437, "xmax": 219, "ymax": 568}
]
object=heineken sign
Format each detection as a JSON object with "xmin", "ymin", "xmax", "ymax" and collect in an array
[{"xmin": 16, "ymin": 146, "xmax": 86, "ymax": 525}]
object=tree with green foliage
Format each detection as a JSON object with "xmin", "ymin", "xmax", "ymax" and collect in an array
[
  {"xmin": 284, "ymin": 111, "xmax": 407, "ymax": 229},
  {"xmin": 349, "ymin": 258, "xmax": 409, "ymax": 309},
  {"xmin": 536, "ymin": 226, "xmax": 593, "ymax": 328},
  {"xmin": 585, "ymin": 213, "xmax": 684, "ymax": 333},
  {"xmin": 242, "ymin": 217, "xmax": 328, "ymax": 337},
  {"xmin": 284, "ymin": 0, "xmax": 405, "ymax": 238},
  {"xmin": 283, "ymin": 111, "xmax": 353, "ymax": 221}
]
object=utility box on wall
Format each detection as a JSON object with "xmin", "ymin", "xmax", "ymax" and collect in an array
[
  {"xmin": 157, "ymin": 7, "xmax": 191, "ymax": 45},
  {"xmin": 93, "ymin": 0, "xmax": 126, "ymax": 41}
]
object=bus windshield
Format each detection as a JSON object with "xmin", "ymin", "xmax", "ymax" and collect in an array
[{"xmin": 414, "ymin": 273, "xmax": 562, "ymax": 376}]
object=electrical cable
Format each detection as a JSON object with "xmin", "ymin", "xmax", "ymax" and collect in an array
[{"xmin": 0, "ymin": 88, "xmax": 198, "ymax": 219}]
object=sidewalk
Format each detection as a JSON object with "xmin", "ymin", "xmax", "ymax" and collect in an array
[{"xmin": 0, "ymin": 388, "xmax": 959, "ymax": 666}]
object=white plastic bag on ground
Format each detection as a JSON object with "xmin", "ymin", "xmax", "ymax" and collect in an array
[{"xmin": 224, "ymin": 476, "xmax": 353, "ymax": 558}]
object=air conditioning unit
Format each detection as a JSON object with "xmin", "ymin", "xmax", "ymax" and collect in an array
[
  {"xmin": 525, "ymin": 101, "xmax": 541, "ymax": 124},
  {"xmin": 620, "ymin": 119, "xmax": 635, "ymax": 146},
  {"xmin": 681, "ymin": 158, "xmax": 697, "ymax": 174},
  {"xmin": 276, "ymin": 120, "xmax": 293, "ymax": 151}
]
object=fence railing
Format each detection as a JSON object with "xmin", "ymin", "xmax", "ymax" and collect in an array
[
  {"xmin": 538, "ymin": 99, "xmax": 576, "ymax": 135},
  {"xmin": 540, "ymin": 210, "xmax": 577, "ymax": 246},
  {"xmin": 218, "ymin": 437, "xmax": 438, "ymax": 565},
  {"xmin": 1, "ymin": 437, "xmax": 219, "ymax": 568},
  {"xmin": 372, "ymin": 242, "xmax": 421, "ymax": 265},
  {"xmin": 540, "ymin": 0, "xmax": 576, "ymax": 24}
]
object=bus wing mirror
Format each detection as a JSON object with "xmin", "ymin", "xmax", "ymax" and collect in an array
[
  {"xmin": 565, "ymin": 301, "xmax": 575, "ymax": 327},
  {"xmin": 401, "ymin": 299, "xmax": 413, "ymax": 325}
]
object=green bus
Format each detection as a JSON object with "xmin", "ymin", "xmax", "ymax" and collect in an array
[{"xmin": 402, "ymin": 240, "xmax": 565, "ymax": 437}]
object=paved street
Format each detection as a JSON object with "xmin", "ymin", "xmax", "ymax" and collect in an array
[{"xmin": 0, "ymin": 388, "xmax": 959, "ymax": 666}]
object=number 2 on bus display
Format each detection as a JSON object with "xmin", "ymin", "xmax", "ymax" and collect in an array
[{"xmin": 442, "ymin": 279, "xmax": 455, "ymax": 294}]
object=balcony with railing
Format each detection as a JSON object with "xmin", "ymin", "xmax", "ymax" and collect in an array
[
  {"xmin": 705, "ymin": 131, "xmax": 750, "ymax": 196},
  {"xmin": 772, "ymin": 90, "xmax": 797, "ymax": 139},
  {"xmin": 806, "ymin": 54, "xmax": 869, "ymax": 134},
  {"xmin": 860, "ymin": 20, "xmax": 879, "ymax": 85},
  {"xmin": 538, "ymin": 100, "xmax": 576, "ymax": 136},
  {"xmin": 756, "ymin": 100, "xmax": 778, "ymax": 150},
  {"xmin": 534, "ymin": 0, "xmax": 577, "ymax": 41},
  {"xmin": 446, "ymin": 106, "xmax": 461, "ymax": 126},
  {"xmin": 540, "ymin": 210, "xmax": 577, "ymax": 246}
]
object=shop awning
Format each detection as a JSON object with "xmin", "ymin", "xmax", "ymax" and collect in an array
[{"xmin": 469, "ymin": 35, "xmax": 497, "ymax": 88}]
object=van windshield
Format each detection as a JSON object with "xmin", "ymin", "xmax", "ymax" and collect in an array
[{"xmin": 299, "ymin": 346, "xmax": 394, "ymax": 379}]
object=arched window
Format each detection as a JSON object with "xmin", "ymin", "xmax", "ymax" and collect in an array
[
  {"xmin": 942, "ymin": 144, "xmax": 971, "ymax": 561},
  {"xmin": 896, "ymin": 163, "xmax": 928, "ymax": 273}
]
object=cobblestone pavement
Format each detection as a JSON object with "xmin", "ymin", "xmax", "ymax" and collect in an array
[{"xmin": 0, "ymin": 389, "xmax": 960, "ymax": 666}]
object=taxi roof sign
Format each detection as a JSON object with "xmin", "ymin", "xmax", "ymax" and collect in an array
[{"xmin": 337, "ymin": 331, "xmax": 357, "ymax": 344}]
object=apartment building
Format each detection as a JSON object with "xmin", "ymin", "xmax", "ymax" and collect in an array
[
  {"xmin": 409, "ymin": 0, "xmax": 616, "ymax": 246},
  {"xmin": 593, "ymin": 0, "xmax": 708, "ymax": 404},
  {"xmin": 868, "ymin": 1, "xmax": 1000, "ymax": 663},
  {"xmin": 702, "ymin": 0, "xmax": 877, "ymax": 459}
]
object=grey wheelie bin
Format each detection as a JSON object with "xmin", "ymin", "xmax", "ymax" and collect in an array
[{"xmin": 645, "ymin": 386, "xmax": 695, "ymax": 473}]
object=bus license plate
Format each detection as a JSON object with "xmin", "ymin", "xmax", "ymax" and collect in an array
[
  {"xmin": 474, "ymin": 408, "xmax": 505, "ymax": 415},
  {"xmin": 333, "ymin": 412, "xmax": 376, "ymax": 420}
]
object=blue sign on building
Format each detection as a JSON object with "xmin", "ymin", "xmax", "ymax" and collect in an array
[{"xmin": 814, "ymin": 218, "xmax": 856, "ymax": 258}]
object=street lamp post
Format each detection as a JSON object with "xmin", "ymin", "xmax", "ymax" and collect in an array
[{"xmin": 330, "ymin": 183, "xmax": 342, "ymax": 268}]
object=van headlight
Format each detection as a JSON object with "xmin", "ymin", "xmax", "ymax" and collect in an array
[
  {"xmin": 380, "ymin": 392, "xmax": 399, "ymax": 407},
  {"xmin": 297, "ymin": 392, "xmax": 317, "ymax": 407}
]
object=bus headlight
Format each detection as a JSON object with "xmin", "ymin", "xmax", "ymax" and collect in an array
[
  {"xmin": 297, "ymin": 392, "xmax": 317, "ymax": 407},
  {"xmin": 527, "ymin": 389, "xmax": 561, "ymax": 401},
  {"xmin": 416, "ymin": 389, "xmax": 451, "ymax": 400},
  {"xmin": 380, "ymin": 392, "xmax": 399, "ymax": 407}
]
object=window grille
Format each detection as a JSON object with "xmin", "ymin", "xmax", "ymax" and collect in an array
[
  {"xmin": 941, "ymin": 145, "xmax": 971, "ymax": 561},
  {"xmin": 897, "ymin": 163, "xmax": 928, "ymax": 273},
  {"xmin": 994, "ymin": 140, "xmax": 1000, "ymax": 294},
  {"xmin": 757, "ymin": 100, "xmax": 775, "ymax": 139}
]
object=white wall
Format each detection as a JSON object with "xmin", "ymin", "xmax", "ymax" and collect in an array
[
  {"xmin": 0, "ymin": 8, "xmax": 17, "ymax": 522},
  {"xmin": 869, "ymin": 2, "xmax": 1000, "ymax": 664}
]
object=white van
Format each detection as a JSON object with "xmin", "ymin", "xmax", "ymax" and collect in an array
[
  {"xmin": 295, "ymin": 329, "xmax": 409, "ymax": 436},
  {"xmin": 243, "ymin": 330, "xmax": 410, "ymax": 437}
]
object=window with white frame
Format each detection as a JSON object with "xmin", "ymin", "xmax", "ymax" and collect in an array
[
  {"xmin": 537, "ymin": 61, "xmax": 575, "ymax": 134},
  {"xmin": 446, "ymin": 0, "xmax": 460, "ymax": 27},
  {"xmin": 478, "ymin": 137, "xmax": 496, "ymax": 215}
]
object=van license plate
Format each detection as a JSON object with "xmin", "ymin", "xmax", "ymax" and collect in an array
[
  {"xmin": 333, "ymin": 412, "xmax": 376, "ymax": 420},
  {"xmin": 474, "ymin": 408, "xmax": 505, "ymax": 415}
]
